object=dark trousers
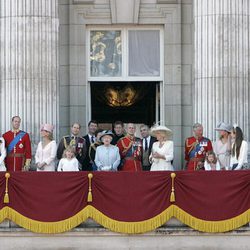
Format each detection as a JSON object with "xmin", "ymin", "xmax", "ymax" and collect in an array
[{"xmin": 142, "ymin": 165, "xmax": 151, "ymax": 171}]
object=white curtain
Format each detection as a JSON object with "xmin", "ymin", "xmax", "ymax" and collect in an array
[{"xmin": 128, "ymin": 30, "xmax": 160, "ymax": 76}]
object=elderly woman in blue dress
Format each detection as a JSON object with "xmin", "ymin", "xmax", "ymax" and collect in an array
[{"xmin": 94, "ymin": 130, "xmax": 120, "ymax": 171}]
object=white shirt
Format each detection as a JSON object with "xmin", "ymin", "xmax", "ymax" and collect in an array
[
  {"xmin": 0, "ymin": 137, "xmax": 6, "ymax": 171},
  {"xmin": 143, "ymin": 136, "xmax": 151, "ymax": 151},
  {"xmin": 88, "ymin": 134, "xmax": 96, "ymax": 143},
  {"xmin": 230, "ymin": 140, "xmax": 248, "ymax": 170},
  {"xmin": 57, "ymin": 158, "xmax": 79, "ymax": 172},
  {"xmin": 35, "ymin": 140, "xmax": 57, "ymax": 171}
]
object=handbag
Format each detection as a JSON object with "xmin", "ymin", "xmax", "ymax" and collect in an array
[{"xmin": 232, "ymin": 163, "xmax": 238, "ymax": 170}]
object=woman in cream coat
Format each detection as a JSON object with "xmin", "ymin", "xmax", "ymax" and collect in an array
[
  {"xmin": 149, "ymin": 125, "xmax": 174, "ymax": 171},
  {"xmin": 35, "ymin": 124, "xmax": 57, "ymax": 171},
  {"xmin": 0, "ymin": 137, "xmax": 7, "ymax": 171}
]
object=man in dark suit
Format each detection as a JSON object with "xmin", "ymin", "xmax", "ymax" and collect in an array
[
  {"xmin": 140, "ymin": 124, "xmax": 157, "ymax": 171},
  {"xmin": 57, "ymin": 123, "xmax": 87, "ymax": 170},
  {"xmin": 82, "ymin": 120, "xmax": 98, "ymax": 171}
]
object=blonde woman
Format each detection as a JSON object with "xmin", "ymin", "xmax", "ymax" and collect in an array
[
  {"xmin": 149, "ymin": 125, "xmax": 174, "ymax": 171},
  {"xmin": 35, "ymin": 124, "xmax": 57, "ymax": 171}
]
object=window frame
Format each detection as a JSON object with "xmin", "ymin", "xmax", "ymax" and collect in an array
[{"xmin": 87, "ymin": 25, "xmax": 164, "ymax": 82}]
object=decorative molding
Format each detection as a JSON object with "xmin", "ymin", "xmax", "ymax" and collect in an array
[
  {"xmin": 73, "ymin": 0, "xmax": 94, "ymax": 4},
  {"xmin": 157, "ymin": 0, "xmax": 178, "ymax": 3},
  {"xmin": 110, "ymin": 0, "xmax": 141, "ymax": 24},
  {"xmin": 75, "ymin": 2, "xmax": 180, "ymax": 25}
]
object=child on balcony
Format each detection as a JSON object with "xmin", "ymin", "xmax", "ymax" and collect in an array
[
  {"xmin": 57, "ymin": 146, "xmax": 79, "ymax": 172},
  {"xmin": 204, "ymin": 151, "xmax": 220, "ymax": 171}
]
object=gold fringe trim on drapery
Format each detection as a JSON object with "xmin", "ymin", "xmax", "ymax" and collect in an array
[
  {"xmin": 172, "ymin": 205, "xmax": 250, "ymax": 233},
  {"xmin": 0, "ymin": 206, "xmax": 249, "ymax": 234},
  {"xmin": 0, "ymin": 206, "xmax": 90, "ymax": 234}
]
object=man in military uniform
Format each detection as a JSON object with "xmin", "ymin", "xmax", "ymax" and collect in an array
[
  {"xmin": 57, "ymin": 123, "xmax": 86, "ymax": 169},
  {"xmin": 3, "ymin": 116, "xmax": 32, "ymax": 171},
  {"xmin": 117, "ymin": 123, "xmax": 142, "ymax": 171},
  {"xmin": 185, "ymin": 123, "xmax": 213, "ymax": 171}
]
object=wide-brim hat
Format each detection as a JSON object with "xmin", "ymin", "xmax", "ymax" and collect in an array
[
  {"xmin": 151, "ymin": 125, "xmax": 173, "ymax": 138},
  {"xmin": 215, "ymin": 122, "xmax": 232, "ymax": 133},
  {"xmin": 41, "ymin": 124, "xmax": 54, "ymax": 133},
  {"xmin": 100, "ymin": 130, "xmax": 114, "ymax": 140}
]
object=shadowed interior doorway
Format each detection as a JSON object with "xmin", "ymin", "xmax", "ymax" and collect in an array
[{"xmin": 91, "ymin": 82, "xmax": 159, "ymax": 127}]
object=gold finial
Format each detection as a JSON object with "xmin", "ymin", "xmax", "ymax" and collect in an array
[
  {"xmin": 87, "ymin": 173, "xmax": 93, "ymax": 202},
  {"xmin": 4, "ymin": 173, "xmax": 11, "ymax": 204}
]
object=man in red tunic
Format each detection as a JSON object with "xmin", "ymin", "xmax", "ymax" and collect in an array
[
  {"xmin": 3, "ymin": 116, "xmax": 32, "ymax": 171},
  {"xmin": 185, "ymin": 123, "xmax": 213, "ymax": 171},
  {"xmin": 117, "ymin": 123, "xmax": 142, "ymax": 171}
]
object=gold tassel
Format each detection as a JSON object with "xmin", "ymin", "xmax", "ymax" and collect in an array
[
  {"xmin": 4, "ymin": 173, "xmax": 10, "ymax": 204},
  {"xmin": 87, "ymin": 173, "xmax": 93, "ymax": 202},
  {"xmin": 170, "ymin": 173, "xmax": 176, "ymax": 203}
]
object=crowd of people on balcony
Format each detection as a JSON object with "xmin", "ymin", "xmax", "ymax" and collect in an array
[{"xmin": 0, "ymin": 116, "xmax": 249, "ymax": 172}]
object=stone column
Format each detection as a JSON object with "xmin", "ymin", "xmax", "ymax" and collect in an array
[
  {"xmin": 0, "ymin": 0, "xmax": 59, "ymax": 146},
  {"xmin": 194, "ymin": 0, "xmax": 250, "ymax": 140}
]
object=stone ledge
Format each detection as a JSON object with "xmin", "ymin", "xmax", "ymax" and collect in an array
[{"xmin": 0, "ymin": 218, "xmax": 249, "ymax": 235}]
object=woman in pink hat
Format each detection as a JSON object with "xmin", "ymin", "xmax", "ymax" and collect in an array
[{"xmin": 35, "ymin": 124, "xmax": 57, "ymax": 171}]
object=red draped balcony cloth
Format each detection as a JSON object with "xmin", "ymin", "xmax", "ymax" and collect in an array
[{"xmin": 0, "ymin": 171, "xmax": 249, "ymax": 234}]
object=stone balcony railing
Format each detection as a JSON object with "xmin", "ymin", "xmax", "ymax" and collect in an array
[{"xmin": 1, "ymin": 218, "xmax": 249, "ymax": 234}]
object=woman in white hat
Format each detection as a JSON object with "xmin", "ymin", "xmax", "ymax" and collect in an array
[
  {"xmin": 35, "ymin": 124, "xmax": 57, "ymax": 171},
  {"xmin": 94, "ymin": 130, "xmax": 120, "ymax": 171},
  {"xmin": 149, "ymin": 125, "xmax": 174, "ymax": 171},
  {"xmin": 213, "ymin": 122, "xmax": 232, "ymax": 170}
]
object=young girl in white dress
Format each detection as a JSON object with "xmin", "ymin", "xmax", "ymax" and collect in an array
[
  {"xmin": 204, "ymin": 151, "xmax": 220, "ymax": 171},
  {"xmin": 149, "ymin": 125, "xmax": 174, "ymax": 171},
  {"xmin": 57, "ymin": 146, "xmax": 79, "ymax": 171}
]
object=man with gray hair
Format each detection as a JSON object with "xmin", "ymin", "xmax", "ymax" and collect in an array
[
  {"xmin": 185, "ymin": 123, "xmax": 213, "ymax": 171},
  {"xmin": 117, "ymin": 123, "xmax": 142, "ymax": 171}
]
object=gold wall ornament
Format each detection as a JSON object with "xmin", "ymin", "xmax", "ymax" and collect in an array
[{"xmin": 103, "ymin": 84, "xmax": 143, "ymax": 107}]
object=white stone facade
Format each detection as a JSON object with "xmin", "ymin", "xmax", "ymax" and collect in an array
[
  {"xmin": 0, "ymin": 0, "xmax": 59, "ymax": 148},
  {"xmin": 1, "ymin": 0, "xmax": 249, "ymax": 168},
  {"xmin": 194, "ymin": 0, "xmax": 250, "ymax": 141}
]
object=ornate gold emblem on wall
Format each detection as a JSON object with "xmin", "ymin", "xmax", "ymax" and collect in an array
[{"xmin": 95, "ymin": 84, "xmax": 146, "ymax": 108}]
